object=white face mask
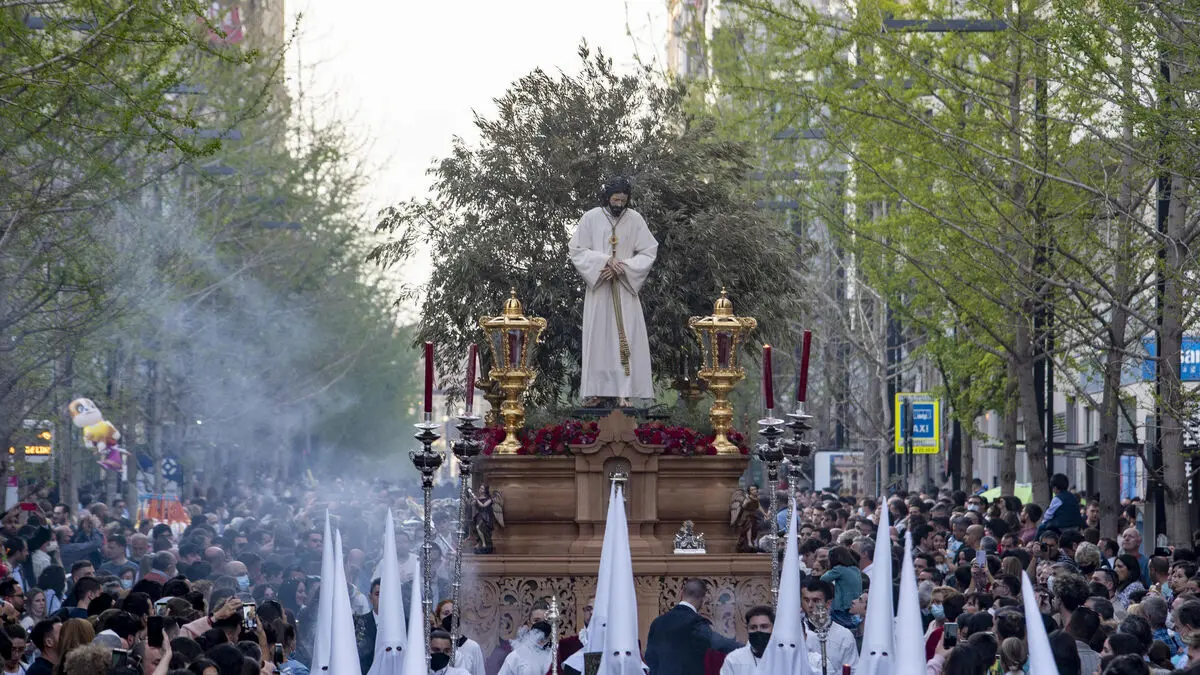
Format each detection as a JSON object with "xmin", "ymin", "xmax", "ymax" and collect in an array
[{"xmin": 968, "ymin": 505, "xmax": 981, "ymax": 512}]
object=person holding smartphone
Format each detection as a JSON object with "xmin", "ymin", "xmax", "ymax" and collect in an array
[{"xmin": 131, "ymin": 629, "xmax": 173, "ymax": 675}]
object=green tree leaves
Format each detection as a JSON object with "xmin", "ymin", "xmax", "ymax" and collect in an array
[{"xmin": 372, "ymin": 45, "xmax": 808, "ymax": 406}]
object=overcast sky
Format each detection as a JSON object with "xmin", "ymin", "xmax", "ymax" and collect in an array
[{"xmin": 286, "ymin": 0, "xmax": 670, "ymax": 219}]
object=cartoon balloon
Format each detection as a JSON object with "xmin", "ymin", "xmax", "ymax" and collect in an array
[{"xmin": 67, "ymin": 398, "xmax": 126, "ymax": 472}]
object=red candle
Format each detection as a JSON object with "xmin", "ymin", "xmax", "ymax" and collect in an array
[
  {"xmin": 797, "ymin": 330, "xmax": 812, "ymax": 403},
  {"xmin": 465, "ymin": 344, "xmax": 477, "ymax": 414},
  {"xmin": 508, "ymin": 331, "xmax": 519, "ymax": 366},
  {"xmin": 424, "ymin": 342, "xmax": 434, "ymax": 414},
  {"xmin": 763, "ymin": 344, "xmax": 775, "ymax": 410},
  {"xmin": 717, "ymin": 333, "xmax": 730, "ymax": 368}
]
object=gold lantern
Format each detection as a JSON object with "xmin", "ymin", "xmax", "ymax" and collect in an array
[
  {"xmin": 479, "ymin": 289, "xmax": 548, "ymax": 454},
  {"xmin": 689, "ymin": 288, "xmax": 758, "ymax": 455}
]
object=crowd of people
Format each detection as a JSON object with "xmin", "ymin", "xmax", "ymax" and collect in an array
[
  {"xmin": 4, "ymin": 469, "xmax": 1200, "ymax": 675},
  {"xmin": 694, "ymin": 472, "xmax": 1200, "ymax": 675},
  {"xmin": 0, "ymin": 477, "xmax": 481, "ymax": 675}
]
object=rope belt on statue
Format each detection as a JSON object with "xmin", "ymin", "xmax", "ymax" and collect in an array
[{"xmin": 608, "ymin": 221, "xmax": 631, "ymax": 377}]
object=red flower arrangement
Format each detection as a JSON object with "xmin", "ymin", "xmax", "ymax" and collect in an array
[
  {"xmin": 481, "ymin": 420, "xmax": 599, "ymax": 456},
  {"xmin": 635, "ymin": 421, "xmax": 751, "ymax": 456},
  {"xmin": 480, "ymin": 420, "xmax": 750, "ymax": 456}
]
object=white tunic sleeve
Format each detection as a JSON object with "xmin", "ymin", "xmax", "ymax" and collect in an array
[
  {"xmin": 618, "ymin": 213, "xmax": 658, "ymax": 295},
  {"xmin": 569, "ymin": 210, "xmax": 611, "ymax": 288}
]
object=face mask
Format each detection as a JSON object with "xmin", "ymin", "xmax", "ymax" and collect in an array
[
  {"xmin": 236, "ymin": 575, "xmax": 250, "ymax": 591},
  {"xmin": 748, "ymin": 631, "xmax": 770, "ymax": 657},
  {"xmin": 120, "ymin": 579, "xmax": 132, "ymax": 590},
  {"xmin": 46, "ymin": 542, "xmax": 57, "ymax": 553},
  {"xmin": 608, "ymin": 204, "xmax": 625, "ymax": 217},
  {"xmin": 441, "ymin": 615, "xmax": 453, "ymax": 632},
  {"xmin": 430, "ymin": 652, "xmax": 451, "ymax": 671},
  {"xmin": 930, "ymin": 604, "xmax": 945, "ymax": 620},
  {"xmin": 850, "ymin": 614, "xmax": 863, "ymax": 627},
  {"xmin": 968, "ymin": 505, "xmax": 980, "ymax": 512}
]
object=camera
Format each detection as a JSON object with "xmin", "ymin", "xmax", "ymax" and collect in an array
[{"xmin": 273, "ymin": 643, "xmax": 285, "ymax": 666}]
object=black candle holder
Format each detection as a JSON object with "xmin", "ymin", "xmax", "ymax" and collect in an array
[
  {"xmin": 780, "ymin": 406, "xmax": 814, "ymax": 521},
  {"xmin": 409, "ymin": 417, "xmax": 443, "ymax": 669},
  {"xmin": 448, "ymin": 413, "xmax": 482, "ymax": 658}
]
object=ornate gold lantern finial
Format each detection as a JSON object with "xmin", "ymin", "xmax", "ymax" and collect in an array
[
  {"xmin": 713, "ymin": 287, "xmax": 734, "ymax": 317},
  {"xmin": 502, "ymin": 288, "xmax": 523, "ymax": 317},
  {"xmin": 688, "ymin": 289, "xmax": 757, "ymax": 455},
  {"xmin": 479, "ymin": 289, "xmax": 548, "ymax": 454}
]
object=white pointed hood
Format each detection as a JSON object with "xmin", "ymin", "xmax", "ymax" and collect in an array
[
  {"xmin": 757, "ymin": 501, "xmax": 814, "ymax": 675},
  {"xmin": 893, "ymin": 532, "xmax": 924, "ymax": 673},
  {"xmin": 312, "ymin": 512, "xmax": 335, "ymax": 671},
  {"xmin": 367, "ymin": 510, "xmax": 406, "ymax": 675},
  {"xmin": 857, "ymin": 504, "xmax": 894, "ymax": 675},
  {"xmin": 598, "ymin": 482, "xmax": 645, "ymax": 675},
  {"xmin": 1021, "ymin": 571, "xmax": 1056, "ymax": 674},
  {"xmin": 329, "ymin": 530, "xmax": 363, "ymax": 675},
  {"xmin": 590, "ymin": 482, "xmax": 620, "ymax": 654},
  {"xmin": 401, "ymin": 555, "xmax": 427, "ymax": 675},
  {"xmin": 566, "ymin": 482, "xmax": 621, "ymax": 673}
]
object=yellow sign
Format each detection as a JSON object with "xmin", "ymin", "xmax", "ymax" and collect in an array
[
  {"xmin": 9, "ymin": 430, "xmax": 52, "ymax": 456},
  {"xmin": 894, "ymin": 393, "xmax": 940, "ymax": 455}
]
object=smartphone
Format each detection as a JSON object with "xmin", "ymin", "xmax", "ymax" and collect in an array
[
  {"xmin": 942, "ymin": 622, "xmax": 958, "ymax": 648},
  {"xmin": 148, "ymin": 617, "xmax": 163, "ymax": 648},
  {"xmin": 976, "ymin": 550, "xmax": 987, "ymax": 568},
  {"xmin": 155, "ymin": 597, "xmax": 171, "ymax": 616},
  {"xmin": 241, "ymin": 602, "xmax": 258, "ymax": 630},
  {"xmin": 112, "ymin": 648, "xmax": 130, "ymax": 668},
  {"xmin": 18, "ymin": 503, "xmax": 36, "ymax": 512},
  {"xmin": 273, "ymin": 643, "xmax": 285, "ymax": 666}
]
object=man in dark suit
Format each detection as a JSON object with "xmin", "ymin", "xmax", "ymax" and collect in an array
[
  {"xmin": 355, "ymin": 578, "xmax": 380, "ymax": 673},
  {"xmin": 645, "ymin": 579, "xmax": 741, "ymax": 675}
]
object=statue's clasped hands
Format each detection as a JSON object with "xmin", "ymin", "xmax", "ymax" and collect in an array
[{"xmin": 599, "ymin": 258, "xmax": 627, "ymax": 282}]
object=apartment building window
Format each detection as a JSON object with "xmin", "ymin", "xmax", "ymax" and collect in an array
[{"xmin": 1084, "ymin": 406, "xmax": 1095, "ymax": 444}]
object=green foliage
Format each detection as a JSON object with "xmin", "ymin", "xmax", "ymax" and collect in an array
[
  {"xmin": 702, "ymin": 0, "xmax": 1200, "ymax": 503},
  {"xmin": 0, "ymin": 3, "xmax": 420, "ymax": 487},
  {"xmin": 372, "ymin": 45, "xmax": 808, "ymax": 406}
]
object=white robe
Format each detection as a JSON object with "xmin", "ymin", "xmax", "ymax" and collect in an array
[
  {"xmin": 497, "ymin": 643, "xmax": 553, "ymax": 675},
  {"xmin": 807, "ymin": 622, "xmax": 858, "ymax": 673},
  {"xmin": 568, "ymin": 207, "xmax": 658, "ymax": 399},
  {"xmin": 454, "ymin": 638, "xmax": 485, "ymax": 675},
  {"xmin": 718, "ymin": 645, "xmax": 760, "ymax": 675}
]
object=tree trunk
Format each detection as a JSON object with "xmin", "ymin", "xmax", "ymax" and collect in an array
[
  {"xmin": 1016, "ymin": 317, "xmax": 1050, "ymax": 505},
  {"xmin": 1001, "ymin": 355, "xmax": 1019, "ymax": 496},
  {"xmin": 963, "ymin": 430, "xmax": 975, "ymax": 488},
  {"xmin": 1160, "ymin": 169, "xmax": 1190, "ymax": 545},
  {"xmin": 1096, "ymin": 26, "xmax": 1137, "ymax": 541}
]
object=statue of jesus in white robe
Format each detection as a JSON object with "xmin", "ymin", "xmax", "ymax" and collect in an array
[{"xmin": 568, "ymin": 201, "xmax": 658, "ymax": 403}]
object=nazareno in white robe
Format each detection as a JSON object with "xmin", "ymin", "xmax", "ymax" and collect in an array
[{"xmin": 568, "ymin": 206, "xmax": 658, "ymax": 400}]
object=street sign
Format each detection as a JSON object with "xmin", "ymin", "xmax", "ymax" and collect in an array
[
  {"xmin": 1141, "ymin": 336, "xmax": 1200, "ymax": 382},
  {"xmin": 894, "ymin": 393, "xmax": 940, "ymax": 454}
]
